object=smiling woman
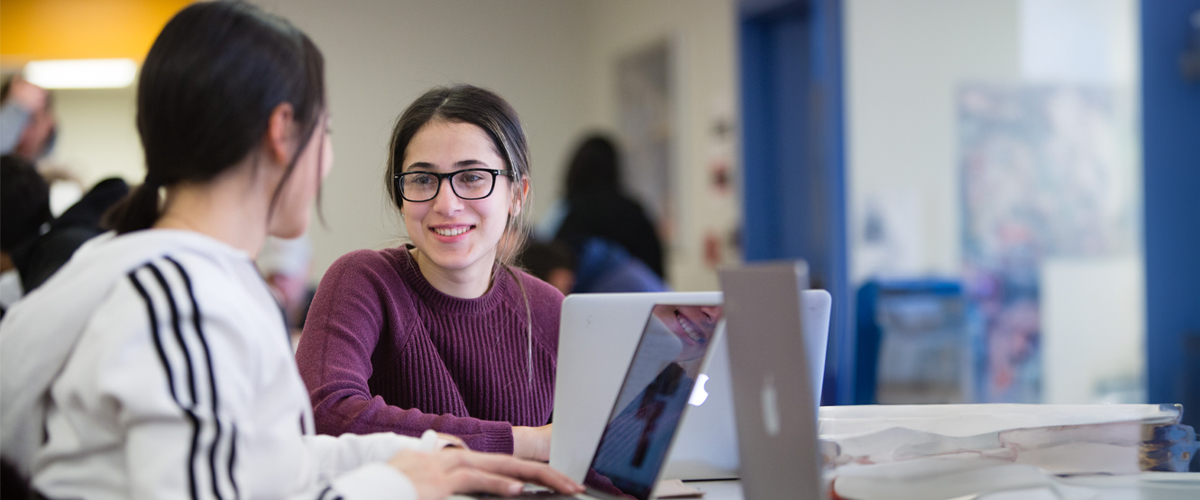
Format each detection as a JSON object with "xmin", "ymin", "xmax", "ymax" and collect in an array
[{"xmin": 296, "ymin": 85, "xmax": 561, "ymax": 462}]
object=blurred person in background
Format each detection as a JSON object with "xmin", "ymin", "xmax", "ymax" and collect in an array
[
  {"xmin": 1, "ymin": 155, "xmax": 130, "ymax": 314},
  {"xmin": 0, "ymin": 76, "xmax": 56, "ymax": 160},
  {"xmin": 517, "ymin": 238, "xmax": 667, "ymax": 295},
  {"xmin": 0, "ymin": 155, "xmax": 53, "ymax": 316},
  {"xmin": 567, "ymin": 237, "xmax": 667, "ymax": 294},
  {"xmin": 257, "ymin": 233, "xmax": 315, "ymax": 345},
  {"xmin": 554, "ymin": 134, "xmax": 665, "ymax": 280},
  {"xmin": 15, "ymin": 176, "xmax": 129, "ymax": 293},
  {"xmin": 516, "ymin": 239, "xmax": 575, "ymax": 295}
]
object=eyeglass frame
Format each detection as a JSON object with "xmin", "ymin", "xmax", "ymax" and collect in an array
[{"xmin": 393, "ymin": 168, "xmax": 515, "ymax": 203}]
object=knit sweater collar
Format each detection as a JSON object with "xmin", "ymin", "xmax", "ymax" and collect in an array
[{"xmin": 394, "ymin": 245, "xmax": 513, "ymax": 315}]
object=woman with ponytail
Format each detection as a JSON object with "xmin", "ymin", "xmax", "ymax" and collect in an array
[{"xmin": 0, "ymin": 3, "xmax": 579, "ymax": 499}]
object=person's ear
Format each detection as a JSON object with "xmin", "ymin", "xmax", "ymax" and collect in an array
[
  {"xmin": 264, "ymin": 103, "xmax": 296, "ymax": 167},
  {"xmin": 510, "ymin": 177, "xmax": 530, "ymax": 217}
]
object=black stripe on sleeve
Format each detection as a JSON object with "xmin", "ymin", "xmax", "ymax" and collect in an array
[
  {"xmin": 129, "ymin": 270, "xmax": 177, "ymax": 402},
  {"xmin": 129, "ymin": 267, "xmax": 201, "ymax": 500},
  {"xmin": 147, "ymin": 264, "xmax": 198, "ymax": 406},
  {"xmin": 228, "ymin": 424, "xmax": 240, "ymax": 500},
  {"xmin": 317, "ymin": 485, "xmax": 344, "ymax": 500},
  {"xmin": 167, "ymin": 256, "xmax": 238, "ymax": 500}
]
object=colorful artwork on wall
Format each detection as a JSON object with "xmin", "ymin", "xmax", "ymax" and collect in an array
[{"xmin": 958, "ymin": 85, "xmax": 1139, "ymax": 402}]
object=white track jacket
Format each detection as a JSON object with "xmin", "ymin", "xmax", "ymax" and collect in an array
[{"xmin": 1, "ymin": 230, "xmax": 433, "ymax": 499}]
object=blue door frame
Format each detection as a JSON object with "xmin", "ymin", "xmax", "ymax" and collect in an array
[
  {"xmin": 739, "ymin": 0, "xmax": 849, "ymax": 405},
  {"xmin": 1142, "ymin": 0, "xmax": 1200, "ymax": 464}
]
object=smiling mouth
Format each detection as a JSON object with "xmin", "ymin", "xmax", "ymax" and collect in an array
[
  {"xmin": 676, "ymin": 311, "xmax": 705, "ymax": 343},
  {"xmin": 432, "ymin": 226, "xmax": 473, "ymax": 237}
]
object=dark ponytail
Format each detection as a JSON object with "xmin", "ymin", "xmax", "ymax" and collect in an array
[
  {"xmin": 103, "ymin": 179, "xmax": 161, "ymax": 234},
  {"xmin": 105, "ymin": 0, "xmax": 326, "ymax": 234}
]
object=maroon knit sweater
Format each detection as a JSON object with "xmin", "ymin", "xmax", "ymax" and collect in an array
[{"xmin": 295, "ymin": 246, "xmax": 562, "ymax": 454}]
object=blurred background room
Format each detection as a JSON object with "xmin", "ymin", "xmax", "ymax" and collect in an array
[{"xmin": 2, "ymin": 0, "xmax": 1196, "ymax": 457}]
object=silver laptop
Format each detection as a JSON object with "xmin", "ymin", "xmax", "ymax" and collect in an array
[
  {"xmin": 719, "ymin": 261, "xmax": 824, "ymax": 500},
  {"xmin": 551, "ymin": 291, "xmax": 831, "ymax": 482},
  {"xmin": 550, "ymin": 292, "xmax": 727, "ymax": 481},
  {"xmin": 473, "ymin": 301, "xmax": 725, "ymax": 499}
]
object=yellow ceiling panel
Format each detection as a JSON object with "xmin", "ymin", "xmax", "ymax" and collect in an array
[{"xmin": 1, "ymin": 0, "xmax": 194, "ymax": 63}]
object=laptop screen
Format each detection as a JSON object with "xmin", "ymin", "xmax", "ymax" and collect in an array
[{"xmin": 583, "ymin": 303, "xmax": 724, "ymax": 500}]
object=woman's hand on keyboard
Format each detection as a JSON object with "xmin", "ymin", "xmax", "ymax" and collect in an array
[{"xmin": 387, "ymin": 447, "xmax": 584, "ymax": 500}]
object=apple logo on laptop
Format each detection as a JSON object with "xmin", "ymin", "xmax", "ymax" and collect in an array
[
  {"xmin": 761, "ymin": 374, "xmax": 781, "ymax": 436},
  {"xmin": 688, "ymin": 374, "xmax": 710, "ymax": 406}
]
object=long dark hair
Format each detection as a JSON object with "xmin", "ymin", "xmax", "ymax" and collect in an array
[
  {"xmin": 564, "ymin": 134, "xmax": 621, "ymax": 200},
  {"xmin": 106, "ymin": 0, "xmax": 326, "ymax": 234},
  {"xmin": 384, "ymin": 85, "xmax": 532, "ymax": 268}
]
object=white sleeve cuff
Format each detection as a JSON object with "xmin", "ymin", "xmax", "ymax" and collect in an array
[{"xmin": 330, "ymin": 462, "xmax": 418, "ymax": 500}]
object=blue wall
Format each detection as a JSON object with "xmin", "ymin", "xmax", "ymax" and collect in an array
[{"xmin": 1143, "ymin": 0, "xmax": 1200, "ymax": 446}]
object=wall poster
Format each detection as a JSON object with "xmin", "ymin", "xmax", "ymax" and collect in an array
[{"xmin": 959, "ymin": 85, "xmax": 1138, "ymax": 402}]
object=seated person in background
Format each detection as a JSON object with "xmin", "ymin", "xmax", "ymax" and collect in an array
[
  {"xmin": 0, "ymin": 3, "xmax": 580, "ymax": 498},
  {"xmin": 257, "ymin": 234, "xmax": 314, "ymax": 341},
  {"xmin": 0, "ymin": 76, "xmax": 56, "ymax": 160},
  {"xmin": 516, "ymin": 239, "xmax": 576, "ymax": 294},
  {"xmin": 518, "ymin": 238, "xmax": 668, "ymax": 295},
  {"xmin": 0, "ymin": 155, "xmax": 52, "ymax": 315},
  {"xmin": 570, "ymin": 237, "xmax": 668, "ymax": 294},
  {"xmin": 15, "ymin": 176, "xmax": 128, "ymax": 293},
  {"xmin": 296, "ymin": 85, "xmax": 560, "ymax": 461},
  {"xmin": 555, "ymin": 134, "xmax": 665, "ymax": 280}
]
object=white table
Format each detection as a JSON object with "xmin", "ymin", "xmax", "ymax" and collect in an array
[{"xmin": 664, "ymin": 480, "xmax": 743, "ymax": 500}]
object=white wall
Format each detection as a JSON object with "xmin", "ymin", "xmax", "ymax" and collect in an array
[
  {"xmin": 845, "ymin": 0, "xmax": 1021, "ymax": 282},
  {"xmin": 1042, "ymin": 257, "xmax": 1145, "ymax": 403},
  {"xmin": 45, "ymin": 86, "xmax": 143, "ymax": 188}
]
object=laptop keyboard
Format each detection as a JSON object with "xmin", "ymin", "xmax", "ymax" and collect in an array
[
  {"xmin": 472, "ymin": 491, "xmax": 581, "ymax": 499},
  {"xmin": 512, "ymin": 492, "xmax": 580, "ymax": 499}
]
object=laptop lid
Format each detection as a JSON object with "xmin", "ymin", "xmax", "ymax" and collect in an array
[
  {"xmin": 580, "ymin": 303, "xmax": 725, "ymax": 500},
  {"xmin": 719, "ymin": 261, "xmax": 823, "ymax": 500},
  {"xmin": 551, "ymin": 292, "xmax": 725, "ymax": 481}
]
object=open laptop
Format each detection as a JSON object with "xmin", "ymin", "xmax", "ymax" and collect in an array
[
  {"xmin": 550, "ymin": 292, "xmax": 726, "ymax": 482},
  {"xmin": 466, "ymin": 301, "xmax": 725, "ymax": 499},
  {"xmin": 551, "ymin": 290, "xmax": 831, "ymax": 482},
  {"xmin": 718, "ymin": 261, "xmax": 824, "ymax": 500}
]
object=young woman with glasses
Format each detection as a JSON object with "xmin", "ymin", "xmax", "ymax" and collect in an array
[
  {"xmin": 0, "ymin": 4, "xmax": 580, "ymax": 499},
  {"xmin": 295, "ymin": 85, "xmax": 560, "ymax": 462}
]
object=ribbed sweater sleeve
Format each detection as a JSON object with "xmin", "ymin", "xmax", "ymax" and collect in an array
[{"xmin": 296, "ymin": 248, "xmax": 562, "ymax": 454}]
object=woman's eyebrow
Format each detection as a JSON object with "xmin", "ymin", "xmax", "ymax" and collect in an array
[
  {"xmin": 453, "ymin": 159, "xmax": 488, "ymax": 169},
  {"xmin": 404, "ymin": 162, "xmax": 436, "ymax": 172},
  {"xmin": 404, "ymin": 159, "xmax": 489, "ymax": 172}
]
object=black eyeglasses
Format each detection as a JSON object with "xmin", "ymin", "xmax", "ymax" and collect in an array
[{"xmin": 394, "ymin": 168, "xmax": 514, "ymax": 203}]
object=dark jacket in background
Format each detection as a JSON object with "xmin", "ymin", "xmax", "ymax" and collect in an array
[
  {"xmin": 572, "ymin": 238, "xmax": 668, "ymax": 294},
  {"xmin": 555, "ymin": 191, "xmax": 665, "ymax": 279},
  {"xmin": 11, "ymin": 178, "xmax": 128, "ymax": 292}
]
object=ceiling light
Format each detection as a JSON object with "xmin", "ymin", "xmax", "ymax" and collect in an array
[{"xmin": 23, "ymin": 59, "xmax": 138, "ymax": 89}]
